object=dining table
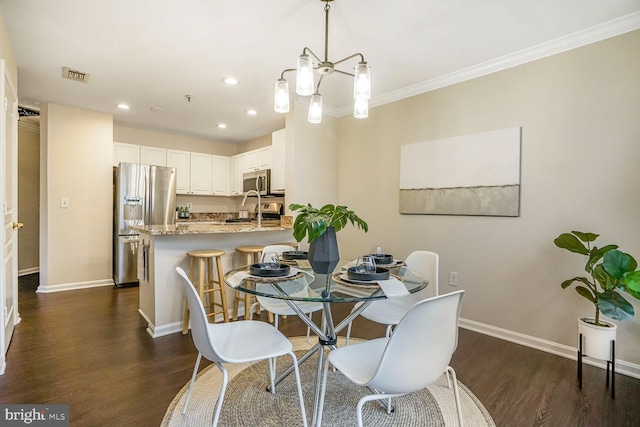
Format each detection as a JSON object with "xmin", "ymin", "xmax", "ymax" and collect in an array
[{"xmin": 224, "ymin": 258, "xmax": 428, "ymax": 426}]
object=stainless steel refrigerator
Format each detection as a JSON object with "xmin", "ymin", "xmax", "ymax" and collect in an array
[{"xmin": 113, "ymin": 162, "xmax": 177, "ymax": 286}]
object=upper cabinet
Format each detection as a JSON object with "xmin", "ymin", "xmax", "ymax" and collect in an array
[
  {"xmin": 212, "ymin": 155, "xmax": 230, "ymax": 195},
  {"xmin": 244, "ymin": 150, "xmax": 258, "ymax": 172},
  {"xmin": 114, "ymin": 135, "xmax": 283, "ymax": 197},
  {"xmin": 257, "ymin": 146, "xmax": 271, "ymax": 170},
  {"xmin": 243, "ymin": 146, "xmax": 271, "ymax": 172},
  {"xmin": 114, "ymin": 142, "xmax": 140, "ymax": 165},
  {"xmin": 189, "ymin": 152, "xmax": 213, "ymax": 195},
  {"xmin": 270, "ymin": 129, "xmax": 285, "ymax": 192},
  {"xmin": 114, "ymin": 142, "xmax": 166, "ymax": 167},
  {"xmin": 140, "ymin": 146, "xmax": 167, "ymax": 166},
  {"xmin": 166, "ymin": 149, "xmax": 191, "ymax": 194},
  {"xmin": 229, "ymin": 154, "xmax": 244, "ymax": 196}
]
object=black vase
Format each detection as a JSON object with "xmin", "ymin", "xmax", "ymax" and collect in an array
[{"xmin": 308, "ymin": 226, "xmax": 340, "ymax": 274}]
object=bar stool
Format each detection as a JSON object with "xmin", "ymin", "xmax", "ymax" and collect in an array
[
  {"xmin": 182, "ymin": 249, "xmax": 229, "ymax": 334},
  {"xmin": 271, "ymin": 241, "xmax": 299, "ymax": 249},
  {"xmin": 233, "ymin": 245, "xmax": 265, "ymax": 320}
]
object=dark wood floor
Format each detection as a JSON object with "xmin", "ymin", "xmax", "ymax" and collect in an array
[{"xmin": 1, "ymin": 274, "xmax": 638, "ymax": 426}]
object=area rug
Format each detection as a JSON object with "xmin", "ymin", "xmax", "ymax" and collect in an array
[{"xmin": 162, "ymin": 337, "xmax": 495, "ymax": 426}]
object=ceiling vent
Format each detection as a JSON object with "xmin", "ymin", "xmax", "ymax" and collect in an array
[{"xmin": 62, "ymin": 67, "xmax": 90, "ymax": 83}]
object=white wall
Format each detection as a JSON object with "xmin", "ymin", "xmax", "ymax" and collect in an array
[
  {"xmin": 334, "ymin": 30, "xmax": 640, "ymax": 366},
  {"xmin": 17, "ymin": 118, "xmax": 39, "ymax": 273},
  {"xmin": 39, "ymin": 104, "xmax": 113, "ymax": 291},
  {"xmin": 113, "ymin": 125, "xmax": 237, "ymax": 156},
  {"xmin": 285, "ymin": 102, "xmax": 339, "ymax": 213},
  {"xmin": 0, "ymin": 10, "xmax": 16, "ymax": 89}
]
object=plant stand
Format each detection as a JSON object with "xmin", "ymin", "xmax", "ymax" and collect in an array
[{"xmin": 578, "ymin": 332, "xmax": 615, "ymax": 398}]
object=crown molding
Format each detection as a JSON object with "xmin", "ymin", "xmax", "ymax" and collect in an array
[{"xmin": 335, "ymin": 11, "xmax": 640, "ymax": 117}]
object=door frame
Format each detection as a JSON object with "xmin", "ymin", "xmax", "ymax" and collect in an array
[{"xmin": 1, "ymin": 59, "xmax": 20, "ymax": 375}]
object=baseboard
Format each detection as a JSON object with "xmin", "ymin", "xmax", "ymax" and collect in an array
[
  {"xmin": 138, "ymin": 310, "xmax": 184, "ymax": 338},
  {"xmin": 18, "ymin": 267, "xmax": 39, "ymax": 277},
  {"xmin": 36, "ymin": 279, "xmax": 114, "ymax": 293},
  {"xmin": 459, "ymin": 318, "xmax": 640, "ymax": 380}
]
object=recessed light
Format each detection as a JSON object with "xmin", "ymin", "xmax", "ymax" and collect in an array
[
  {"xmin": 245, "ymin": 109, "xmax": 257, "ymax": 115},
  {"xmin": 217, "ymin": 123, "xmax": 227, "ymax": 129},
  {"xmin": 117, "ymin": 103, "xmax": 130, "ymax": 110},
  {"xmin": 221, "ymin": 77, "xmax": 238, "ymax": 85}
]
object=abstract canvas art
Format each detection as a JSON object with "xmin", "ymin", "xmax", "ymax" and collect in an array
[{"xmin": 399, "ymin": 127, "xmax": 521, "ymax": 216}]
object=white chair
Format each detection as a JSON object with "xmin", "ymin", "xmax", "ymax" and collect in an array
[
  {"xmin": 251, "ymin": 245, "xmax": 325, "ymax": 341},
  {"xmin": 176, "ymin": 267, "xmax": 308, "ymax": 427},
  {"xmin": 345, "ymin": 250, "xmax": 439, "ymax": 345},
  {"xmin": 318, "ymin": 290, "xmax": 465, "ymax": 427}
]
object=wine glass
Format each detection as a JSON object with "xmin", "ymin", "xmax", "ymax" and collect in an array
[
  {"xmin": 262, "ymin": 251, "xmax": 280, "ymax": 269},
  {"xmin": 356, "ymin": 255, "xmax": 376, "ymax": 274},
  {"xmin": 374, "ymin": 246, "xmax": 383, "ymax": 255}
]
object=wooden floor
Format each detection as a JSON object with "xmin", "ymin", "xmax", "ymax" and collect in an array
[{"xmin": 1, "ymin": 274, "xmax": 638, "ymax": 426}]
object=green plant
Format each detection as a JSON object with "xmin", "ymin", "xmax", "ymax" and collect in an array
[
  {"xmin": 554, "ymin": 231, "xmax": 640, "ymax": 326},
  {"xmin": 289, "ymin": 203, "xmax": 368, "ymax": 243}
]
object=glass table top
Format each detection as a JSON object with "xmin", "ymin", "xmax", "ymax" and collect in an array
[{"xmin": 224, "ymin": 259, "xmax": 428, "ymax": 303}]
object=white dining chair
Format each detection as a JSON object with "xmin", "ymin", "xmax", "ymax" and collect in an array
[
  {"xmin": 344, "ymin": 250, "xmax": 439, "ymax": 345},
  {"xmin": 318, "ymin": 290, "xmax": 465, "ymax": 427},
  {"xmin": 176, "ymin": 267, "xmax": 308, "ymax": 427},
  {"xmin": 250, "ymin": 245, "xmax": 324, "ymax": 341}
]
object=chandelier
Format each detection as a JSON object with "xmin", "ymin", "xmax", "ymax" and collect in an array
[{"xmin": 273, "ymin": 0, "xmax": 371, "ymax": 123}]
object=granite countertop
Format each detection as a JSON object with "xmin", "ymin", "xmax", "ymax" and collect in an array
[{"xmin": 131, "ymin": 222, "xmax": 291, "ymax": 236}]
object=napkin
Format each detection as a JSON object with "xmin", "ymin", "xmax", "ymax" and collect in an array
[
  {"xmin": 377, "ymin": 277, "xmax": 410, "ymax": 298},
  {"xmin": 295, "ymin": 259, "xmax": 312, "ymax": 269}
]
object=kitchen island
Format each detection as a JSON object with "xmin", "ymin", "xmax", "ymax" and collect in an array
[{"xmin": 132, "ymin": 223, "xmax": 294, "ymax": 338}]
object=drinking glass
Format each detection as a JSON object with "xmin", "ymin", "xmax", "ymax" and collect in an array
[
  {"xmin": 374, "ymin": 246, "xmax": 383, "ymax": 255},
  {"xmin": 356, "ymin": 255, "xmax": 376, "ymax": 274},
  {"xmin": 262, "ymin": 251, "xmax": 280, "ymax": 269}
]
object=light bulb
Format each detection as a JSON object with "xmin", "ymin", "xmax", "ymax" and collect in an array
[
  {"xmin": 354, "ymin": 98, "xmax": 368, "ymax": 119},
  {"xmin": 353, "ymin": 61, "xmax": 371, "ymax": 100},
  {"xmin": 274, "ymin": 79, "xmax": 290, "ymax": 113},
  {"xmin": 296, "ymin": 54, "xmax": 314, "ymax": 96},
  {"xmin": 308, "ymin": 94, "xmax": 323, "ymax": 124}
]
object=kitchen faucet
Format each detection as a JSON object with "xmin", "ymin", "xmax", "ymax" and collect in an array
[{"xmin": 241, "ymin": 190, "xmax": 261, "ymax": 227}]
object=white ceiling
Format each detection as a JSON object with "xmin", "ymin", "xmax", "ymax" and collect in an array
[{"xmin": 2, "ymin": 0, "xmax": 639, "ymax": 144}]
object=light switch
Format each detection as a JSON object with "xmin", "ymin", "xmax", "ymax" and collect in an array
[{"xmin": 60, "ymin": 198, "xmax": 70, "ymax": 208}]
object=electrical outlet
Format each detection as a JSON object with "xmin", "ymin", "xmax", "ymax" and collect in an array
[
  {"xmin": 449, "ymin": 271, "xmax": 459, "ymax": 286},
  {"xmin": 186, "ymin": 203, "xmax": 192, "ymax": 209},
  {"xmin": 60, "ymin": 197, "xmax": 70, "ymax": 208}
]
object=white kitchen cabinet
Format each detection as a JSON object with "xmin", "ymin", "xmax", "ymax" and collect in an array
[
  {"xmin": 166, "ymin": 149, "xmax": 190, "ymax": 194},
  {"xmin": 244, "ymin": 150, "xmax": 258, "ymax": 172},
  {"xmin": 270, "ymin": 129, "xmax": 285, "ymax": 192},
  {"xmin": 211, "ymin": 155, "xmax": 230, "ymax": 195},
  {"xmin": 229, "ymin": 154, "xmax": 244, "ymax": 195},
  {"xmin": 242, "ymin": 147, "xmax": 271, "ymax": 172},
  {"xmin": 114, "ymin": 142, "xmax": 140, "ymax": 165},
  {"xmin": 190, "ymin": 152, "xmax": 213, "ymax": 195},
  {"xmin": 257, "ymin": 146, "xmax": 271, "ymax": 170},
  {"xmin": 140, "ymin": 146, "xmax": 167, "ymax": 166}
]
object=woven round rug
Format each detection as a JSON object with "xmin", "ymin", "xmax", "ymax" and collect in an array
[{"xmin": 162, "ymin": 337, "xmax": 495, "ymax": 426}]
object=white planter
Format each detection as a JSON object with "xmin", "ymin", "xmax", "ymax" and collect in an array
[{"xmin": 578, "ymin": 317, "xmax": 617, "ymax": 361}]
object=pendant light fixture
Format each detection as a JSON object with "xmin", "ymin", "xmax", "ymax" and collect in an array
[{"xmin": 273, "ymin": 0, "xmax": 371, "ymax": 123}]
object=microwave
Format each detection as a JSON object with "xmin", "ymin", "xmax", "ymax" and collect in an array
[{"xmin": 243, "ymin": 169, "xmax": 271, "ymax": 196}]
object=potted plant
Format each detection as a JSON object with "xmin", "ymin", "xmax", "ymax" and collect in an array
[
  {"xmin": 554, "ymin": 231, "xmax": 640, "ymax": 360},
  {"xmin": 289, "ymin": 203, "xmax": 368, "ymax": 275}
]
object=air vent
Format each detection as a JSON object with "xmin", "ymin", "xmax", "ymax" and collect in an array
[{"xmin": 62, "ymin": 67, "xmax": 90, "ymax": 83}]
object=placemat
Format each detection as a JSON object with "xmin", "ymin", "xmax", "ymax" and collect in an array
[{"xmin": 332, "ymin": 272, "xmax": 402, "ymax": 289}]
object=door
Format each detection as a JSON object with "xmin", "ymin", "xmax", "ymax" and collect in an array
[{"xmin": 1, "ymin": 60, "xmax": 19, "ymax": 374}]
